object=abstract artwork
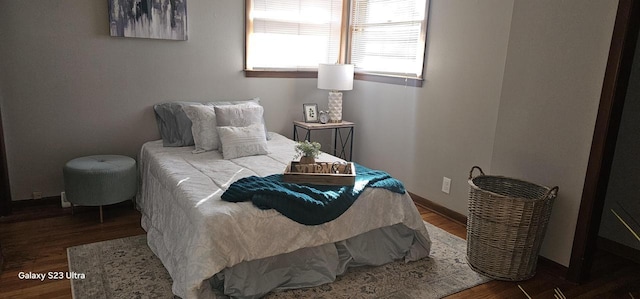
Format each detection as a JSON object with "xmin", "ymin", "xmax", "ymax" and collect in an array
[{"xmin": 108, "ymin": 0, "xmax": 188, "ymax": 40}]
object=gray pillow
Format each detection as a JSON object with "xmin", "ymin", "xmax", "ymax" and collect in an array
[{"xmin": 153, "ymin": 102, "xmax": 201, "ymax": 147}]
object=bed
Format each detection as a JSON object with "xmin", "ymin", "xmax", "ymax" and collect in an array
[{"xmin": 137, "ymin": 131, "xmax": 431, "ymax": 299}]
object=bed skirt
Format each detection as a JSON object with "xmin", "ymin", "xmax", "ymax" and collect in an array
[{"xmin": 211, "ymin": 223, "xmax": 428, "ymax": 299}]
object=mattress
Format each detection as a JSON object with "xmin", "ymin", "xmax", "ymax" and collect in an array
[{"xmin": 137, "ymin": 133, "xmax": 431, "ymax": 299}]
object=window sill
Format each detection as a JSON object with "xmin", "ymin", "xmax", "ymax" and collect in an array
[
  {"xmin": 354, "ymin": 72, "xmax": 423, "ymax": 87},
  {"xmin": 244, "ymin": 70, "xmax": 423, "ymax": 87},
  {"xmin": 244, "ymin": 70, "xmax": 317, "ymax": 78}
]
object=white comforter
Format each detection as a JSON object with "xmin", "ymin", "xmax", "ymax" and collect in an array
[{"xmin": 137, "ymin": 133, "xmax": 431, "ymax": 299}]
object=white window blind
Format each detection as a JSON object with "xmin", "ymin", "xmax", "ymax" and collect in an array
[
  {"xmin": 350, "ymin": 0, "xmax": 427, "ymax": 77},
  {"xmin": 247, "ymin": 0, "xmax": 344, "ymax": 70}
]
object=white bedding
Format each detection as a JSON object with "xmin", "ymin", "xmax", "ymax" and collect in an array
[{"xmin": 137, "ymin": 133, "xmax": 431, "ymax": 299}]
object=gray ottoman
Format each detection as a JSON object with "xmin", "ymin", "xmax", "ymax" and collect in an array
[{"xmin": 63, "ymin": 155, "xmax": 136, "ymax": 223}]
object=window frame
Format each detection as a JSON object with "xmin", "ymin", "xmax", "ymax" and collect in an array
[{"xmin": 244, "ymin": 0, "xmax": 428, "ymax": 87}]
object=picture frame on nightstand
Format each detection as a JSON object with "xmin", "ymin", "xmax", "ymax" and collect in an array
[{"xmin": 303, "ymin": 103, "xmax": 319, "ymax": 123}]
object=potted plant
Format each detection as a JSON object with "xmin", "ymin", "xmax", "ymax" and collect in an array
[{"xmin": 294, "ymin": 141, "xmax": 321, "ymax": 164}]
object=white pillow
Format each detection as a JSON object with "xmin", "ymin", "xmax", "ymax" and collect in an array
[
  {"xmin": 217, "ymin": 124, "xmax": 268, "ymax": 159},
  {"xmin": 182, "ymin": 105, "xmax": 219, "ymax": 153},
  {"xmin": 207, "ymin": 98, "xmax": 271, "ymax": 140},
  {"xmin": 214, "ymin": 103, "xmax": 267, "ymax": 140}
]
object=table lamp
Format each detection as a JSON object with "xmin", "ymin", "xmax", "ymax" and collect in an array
[{"xmin": 317, "ymin": 64, "xmax": 354, "ymax": 123}]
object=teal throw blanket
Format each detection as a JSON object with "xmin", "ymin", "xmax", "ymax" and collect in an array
[{"xmin": 221, "ymin": 163, "xmax": 405, "ymax": 225}]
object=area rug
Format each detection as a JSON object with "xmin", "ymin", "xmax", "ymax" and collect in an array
[{"xmin": 67, "ymin": 221, "xmax": 490, "ymax": 298}]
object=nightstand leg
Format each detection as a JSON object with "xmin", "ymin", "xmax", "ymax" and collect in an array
[
  {"xmin": 334, "ymin": 128, "xmax": 338, "ymax": 157},
  {"xmin": 293, "ymin": 126, "xmax": 297, "ymax": 141},
  {"xmin": 100, "ymin": 206, "xmax": 103, "ymax": 223},
  {"xmin": 349, "ymin": 127, "xmax": 354, "ymax": 161}
]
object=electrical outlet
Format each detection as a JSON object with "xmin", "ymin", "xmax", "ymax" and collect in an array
[
  {"xmin": 441, "ymin": 177, "xmax": 451, "ymax": 194},
  {"xmin": 32, "ymin": 191, "xmax": 43, "ymax": 200},
  {"xmin": 61, "ymin": 191, "xmax": 71, "ymax": 208}
]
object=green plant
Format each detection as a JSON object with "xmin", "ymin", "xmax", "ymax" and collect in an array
[{"xmin": 294, "ymin": 140, "xmax": 321, "ymax": 159}]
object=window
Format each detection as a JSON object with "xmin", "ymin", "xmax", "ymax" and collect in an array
[
  {"xmin": 246, "ymin": 0, "xmax": 345, "ymax": 72},
  {"xmin": 350, "ymin": 0, "xmax": 428, "ymax": 78},
  {"xmin": 245, "ymin": 0, "xmax": 429, "ymax": 85}
]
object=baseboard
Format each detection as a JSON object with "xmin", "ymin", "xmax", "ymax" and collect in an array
[
  {"xmin": 1, "ymin": 196, "xmax": 139, "ymax": 223},
  {"xmin": 597, "ymin": 236, "xmax": 640, "ymax": 264},
  {"xmin": 409, "ymin": 191, "xmax": 571, "ymax": 279},
  {"xmin": 11, "ymin": 196, "xmax": 62, "ymax": 208},
  {"xmin": 408, "ymin": 192, "xmax": 467, "ymax": 225},
  {"xmin": 537, "ymin": 256, "xmax": 569, "ymax": 279},
  {"xmin": 0, "ymin": 196, "xmax": 67, "ymax": 223}
]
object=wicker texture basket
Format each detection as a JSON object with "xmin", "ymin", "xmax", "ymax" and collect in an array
[{"xmin": 466, "ymin": 166, "xmax": 558, "ymax": 281}]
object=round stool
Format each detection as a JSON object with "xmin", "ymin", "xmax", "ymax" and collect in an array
[{"xmin": 63, "ymin": 155, "xmax": 136, "ymax": 223}]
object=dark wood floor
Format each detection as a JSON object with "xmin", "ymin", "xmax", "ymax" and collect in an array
[
  {"xmin": 0, "ymin": 202, "xmax": 638, "ymax": 298},
  {"xmin": 0, "ymin": 204, "xmax": 144, "ymax": 299}
]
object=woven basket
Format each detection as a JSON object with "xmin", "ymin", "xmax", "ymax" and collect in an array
[{"xmin": 466, "ymin": 166, "xmax": 558, "ymax": 281}]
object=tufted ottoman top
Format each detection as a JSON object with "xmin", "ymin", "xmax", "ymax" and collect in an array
[
  {"xmin": 65, "ymin": 155, "xmax": 135, "ymax": 173},
  {"xmin": 63, "ymin": 155, "xmax": 137, "ymax": 209}
]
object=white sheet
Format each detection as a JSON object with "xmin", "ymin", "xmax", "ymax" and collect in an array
[{"xmin": 137, "ymin": 133, "xmax": 431, "ymax": 299}]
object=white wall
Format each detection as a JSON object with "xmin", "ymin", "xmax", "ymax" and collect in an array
[
  {"xmin": 347, "ymin": 0, "xmax": 618, "ymax": 267},
  {"xmin": 490, "ymin": 0, "xmax": 618, "ymax": 265},
  {"xmin": 344, "ymin": 0, "xmax": 514, "ymax": 214},
  {"xmin": 0, "ymin": 0, "xmax": 319, "ymax": 200}
]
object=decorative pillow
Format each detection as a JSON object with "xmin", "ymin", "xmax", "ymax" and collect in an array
[
  {"xmin": 153, "ymin": 102, "xmax": 201, "ymax": 147},
  {"xmin": 214, "ymin": 103, "xmax": 269, "ymax": 141},
  {"xmin": 215, "ymin": 103, "xmax": 263, "ymax": 126},
  {"xmin": 153, "ymin": 98, "xmax": 270, "ymax": 148},
  {"xmin": 206, "ymin": 97, "xmax": 260, "ymax": 107},
  {"xmin": 217, "ymin": 124, "xmax": 268, "ymax": 159},
  {"xmin": 183, "ymin": 105, "xmax": 220, "ymax": 153},
  {"xmin": 209, "ymin": 98, "xmax": 271, "ymax": 140}
]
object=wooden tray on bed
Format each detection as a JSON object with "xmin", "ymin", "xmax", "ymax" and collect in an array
[{"xmin": 283, "ymin": 161, "xmax": 356, "ymax": 186}]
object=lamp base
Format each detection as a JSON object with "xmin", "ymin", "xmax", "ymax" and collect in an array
[{"xmin": 327, "ymin": 91, "xmax": 343, "ymax": 122}]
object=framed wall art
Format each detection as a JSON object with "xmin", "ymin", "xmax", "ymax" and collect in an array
[
  {"xmin": 303, "ymin": 103, "xmax": 319, "ymax": 123},
  {"xmin": 108, "ymin": 0, "xmax": 188, "ymax": 40}
]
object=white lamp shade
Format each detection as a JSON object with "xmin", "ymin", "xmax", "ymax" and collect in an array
[{"xmin": 317, "ymin": 64, "xmax": 354, "ymax": 91}]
